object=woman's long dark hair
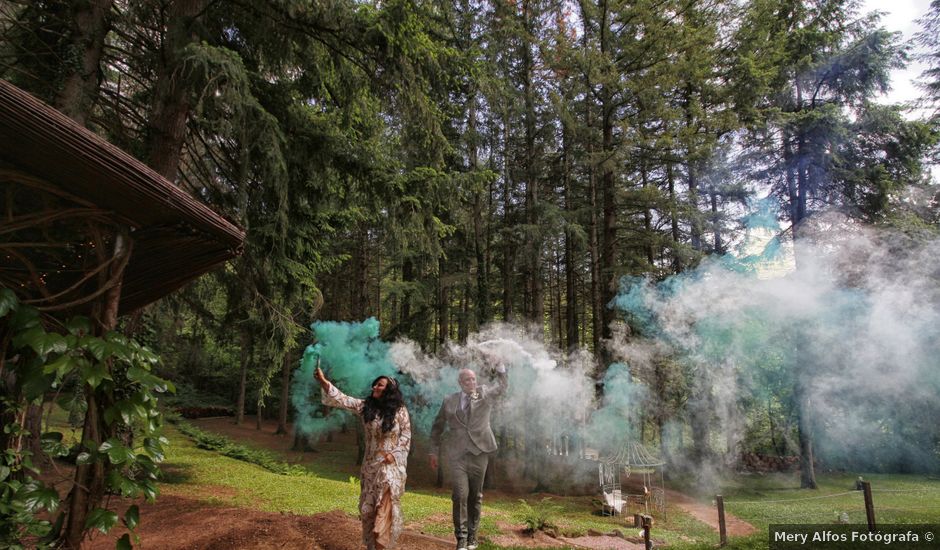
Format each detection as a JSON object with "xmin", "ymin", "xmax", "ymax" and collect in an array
[{"xmin": 362, "ymin": 376, "xmax": 404, "ymax": 433}]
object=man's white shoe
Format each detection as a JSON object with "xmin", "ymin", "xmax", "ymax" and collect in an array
[{"xmin": 467, "ymin": 544, "xmax": 478, "ymax": 550}]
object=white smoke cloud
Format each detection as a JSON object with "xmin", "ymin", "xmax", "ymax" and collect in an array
[{"xmin": 606, "ymin": 210, "xmax": 940, "ymax": 479}]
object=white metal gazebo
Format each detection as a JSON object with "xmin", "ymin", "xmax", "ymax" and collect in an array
[{"xmin": 597, "ymin": 441, "xmax": 666, "ymax": 520}]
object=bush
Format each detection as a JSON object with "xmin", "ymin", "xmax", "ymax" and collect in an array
[
  {"xmin": 517, "ymin": 497, "xmax": 562, "ymax": 535},
  {"xmin": 174, "ymin": 421, "xmax": 307, "ymax": 476},
  {"xmin": 175, "ymin": 406, "xmax": 233, "ymax": 419}
]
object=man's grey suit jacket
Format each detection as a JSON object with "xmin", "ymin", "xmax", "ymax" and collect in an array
[{"xmin": 429, "ymin": 372, "xmax": 508, "ymax": 459}]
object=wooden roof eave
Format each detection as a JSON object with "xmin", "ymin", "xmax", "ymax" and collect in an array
[{"xmin": 0, "ymin": 78, "xmax": 245, "ymax": 314}]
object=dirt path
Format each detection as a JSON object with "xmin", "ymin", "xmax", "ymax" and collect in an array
[
  {"xmin": 105, "ymin": 416, "xmax": 753, "ymax": 549},
  {"xmin": 84, "ymin": 497, "xmax": 455, "ymax": 550},
  {"xmin": 664, "ymin": 489, "xmax": 757, "ymax": 536}
]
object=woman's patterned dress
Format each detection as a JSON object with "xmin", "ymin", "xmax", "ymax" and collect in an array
[{"xmin": 322, "ymin": 383, "xmax": 412, "ymax": 550}]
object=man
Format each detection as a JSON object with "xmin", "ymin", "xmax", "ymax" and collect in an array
[{"xmin": 429, "ymin": 361, "xmax": 508, "ymax": 550}]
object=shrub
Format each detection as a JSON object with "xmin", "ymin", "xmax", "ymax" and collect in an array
[
  {"xmin": 175, "ymin": 406, "xmax": 233, "ymax": 419},
  {"xmin": 174, "ymin": 421, "xmax": 307, "ymax": 476},
  {"xmin": 517, "ymin": 497, "xmax": 562, "ymax": 535}
]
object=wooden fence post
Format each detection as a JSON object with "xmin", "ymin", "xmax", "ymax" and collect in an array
[
  {"xmin": 717, "ymin": 495, "xmax": 728, "ymax": 546},
  {"xmin": 641, "ymin": 514, "xmax": 652, "ymax": 550},
  {"xmin": 862, "ymin": 481, "xmax": 876, "ymax": 531}
]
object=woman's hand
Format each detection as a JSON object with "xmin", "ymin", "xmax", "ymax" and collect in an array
[
  {"xmin": 383, "ymin": 452, "xmax": 395, "ymax": 464},
  {"xmin": 314, "ymin": 366, "xmax": 329, "ymax": 389}
]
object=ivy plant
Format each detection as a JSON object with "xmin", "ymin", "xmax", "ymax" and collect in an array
[{"xmin": 1, "ymin": 288, "xmax": 173, "ymax": 548}]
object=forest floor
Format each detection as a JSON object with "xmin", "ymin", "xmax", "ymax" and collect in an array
[{"xmin": 73, "ymin": 415, "xmax": 758, "ymax": 549}]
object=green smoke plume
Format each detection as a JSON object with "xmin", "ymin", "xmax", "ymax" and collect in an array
[{"xmin": 291, "ymin": 318, "xmax": 396, "ymax": 437}]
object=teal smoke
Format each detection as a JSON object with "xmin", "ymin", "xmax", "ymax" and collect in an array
[
  {"xmin": 291, "ymin": 318, "xmax": 396, "ymax": 437},
  {"xmin": 584, "ymin": 362, "xmax": 648, "ymax": 452},
  {"xmin": 608, "ymin": 204, "xmax": 940, "ymax": 472}
]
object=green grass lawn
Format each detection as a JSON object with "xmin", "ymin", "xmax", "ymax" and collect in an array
[
  {"xmin": 160, "ymin": 421, "xmax": 940, "ymax": 549},
  {"xmin": 651, "ymin": 472, "xmax": 940, "ymax": 550},
  {"xmin": 719, "ymin": 472, "xmax": 940, "ymax": 528},
  {"xmin": 156, "ymin": 422, "xmax": 721, "ymax": 548},
  {"xmin": 45, "ymin": 404, "xmax": 940, "ymax": 549}
]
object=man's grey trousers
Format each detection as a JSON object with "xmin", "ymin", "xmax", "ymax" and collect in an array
[{"xmin": 450, "ymin": 451, "xmax": 490, "ymax": 546}]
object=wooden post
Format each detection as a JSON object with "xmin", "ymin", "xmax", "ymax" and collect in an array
[
  {"xmin": 641, "ymin": 514, "xmax": 652, "ymax": 550},
  {"xmin": 717, "ymin": 495, "xmax": 728, "ymax": 546},
  {"xmin": 862, "ymin": 481, "xmax": 876, "ymax": 531}
]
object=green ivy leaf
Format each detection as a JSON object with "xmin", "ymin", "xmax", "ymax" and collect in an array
[
  {"xmin": 84, "ymin": 508, "xmax": 118, "ymax": 533},
  {"xmin": 81, "ymin": 336, "xmax": 112, "ymax": 361},
  {"xmin": 76, "ymin": 451, "xmax": 94, "ymax": 465},
  {"xmin": 123, "ymin": 505, "xmax": 139, "ymax": 530},
  {"xmin": 22, "ymin": 484, "xmax": 60, "ymax": 513},
  {"xmin": 82, "ymin": 362, "xmax": 111, "ymax": 390},
  {"xmin": 0, "ymin": 288, "xmax": 17, "ymax": 317},
  {"xmin": 143, "ymin": 438, "xmax": 165, "ymax": 463},
  {"xmin": 106, "ymin": 401, "xmax": 137, "ymax": 425},
  {"xmin": 99, "ymin": 438, "xmax": 133, "ymax": 465},
  {"xmin": 138, "ymin": 348, "xmax": 159, "ymax": 365},
  {"xmin": 0, "ymin": 465, "xmax": 10, "ymax": 481},
  {"xmin": 141, "ymin": 479, "xmax": 158, "ymax": 502},
  {"xmin": 65, "ymin": 316, "xmax": 91, "ymax": 336},
  {"xmin": 8, "ymin": 303, "xmax": 39, "ymax": 331},
  {"xmin": 40, "ymin": 431, "xmax": 63, "ymax": 442},
  {"xmin": 12, "ymin": 327, "xmax": 45, "ymax": 352},
  {"xmin": 105, "ymin": 331, "xmax": 128, "ymax": 346},
  {"xmin": 20, "ymin": 367, "xmax": 54, "ymax": 401},
  {"xmin": 39, "ymin": 432, "xmax": 69, "ymax": 457},
  {"xmin": 104, "ymin": 405, "xmax": 120, "ymax": 426},
  {"xmin": 116, "ymin": 534, "xmax": 132, "ymax": 550},
  {"xmin": 125, "ymin": 365, "xmax": 150, "ymax": 384},
  {"xmin": 134, "ymin": 454, "xmax": 157, "ymax": 473},
  {"xmin": 42, "ymin": 354, "xmax": 75, "ymax": 377},
  {"xmin": 40, "ymin": 333, "xmax": 68, "ymax": 356},
  {"xmin": 107, "ymin": 469, "xmax": 140, "ymax": 497}
]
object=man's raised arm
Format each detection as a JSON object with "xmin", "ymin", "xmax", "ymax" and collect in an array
[{"xmin": 489, "ymin": 363, "xmax": 508, "ymax": 398}]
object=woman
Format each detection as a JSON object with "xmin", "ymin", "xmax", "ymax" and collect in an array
[{"xmin": 314, "ymin": 366, "xmax": 412, "ymax": 550}]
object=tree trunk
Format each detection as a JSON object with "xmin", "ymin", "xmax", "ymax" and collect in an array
[
  {"xmin": 690, "ymin": 395, "xmax": 711, "ymax": 471},
  {"xmin": 62, "ymin": 230, "xmax": 130, "ymax": 549},
  {"xmin": 145, "ymin": 0, "xmax": 209, "ymax": 180},
  {"xmin": 710, "ymin": 188, "xmax": 722, "ymax": 254},
  {"xmin": 577, "ymin": 0, "xmax": 602, "ymax": 357},
  {"xmin": 467, "ymin": 88, "xmax": 491, "ymax": 330},
  {"xmin": 501, "ymin": 109, "xmax": 515, "ymax": 322},
  {"xmin": 784, "ymin": 133, "xmax": 798, "ymax": 226},
  {"xmin": 55, "ymin": 0, "xmax": 113, "ymax": 125},
  {"xmin": 521, "ymin": 0, "xmax": 543, "ymax": 333},
  {"xmin": 276, "ymin": 351, "xmax": 293, "ymax": 435},
  {"xmin": 400, "ymin": 259, "xmax": 413, "ymax": 337},
  {"xmin": 459, "ymin": 280, "xmax": 470, "ymax": 342},
  {"xmin": 563, "ymin": 125, "xmax": 579, "ymax": 351},
  {"xmin": 553, "ymin": 252, "xmax": 563, "ymax": 349},
  {"xmin": 791, "ymin": 100, "xmax": 817, "ymax": 487},
  {"xmin": 438, "ymin": 259, "xmax": 448, "ymax": 349},
  {"xmin": 352, "ymin": 227, "xmax": 369, "ymax": 318},
  {"xmin": 23, "ymin": 404, "xmax": 44, "ymax": 466},
  {"xmin": 685, "ymin": 84, "xmax": 702, "ymax": 252},
  {"xmin": 667, "ymin": 162, "xmax": 682, "ymax": 273},
  {"xmin": 236, "ymin": 330, "xmax": 252, "ymax": 425},
  {"xmin": 641, "ymin": 164, "xmax": 655, "ymax": 266},
  {"xmin": 795, "ymin": 378, "xmax": 818, "ymax": 488},
  {"xmin": 599, "ymin": 126, "xmax": 617, "ymax": 346},
  {"xmin": 598, "ymin": 0, "xmax": 617, "ymax": 352}
]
